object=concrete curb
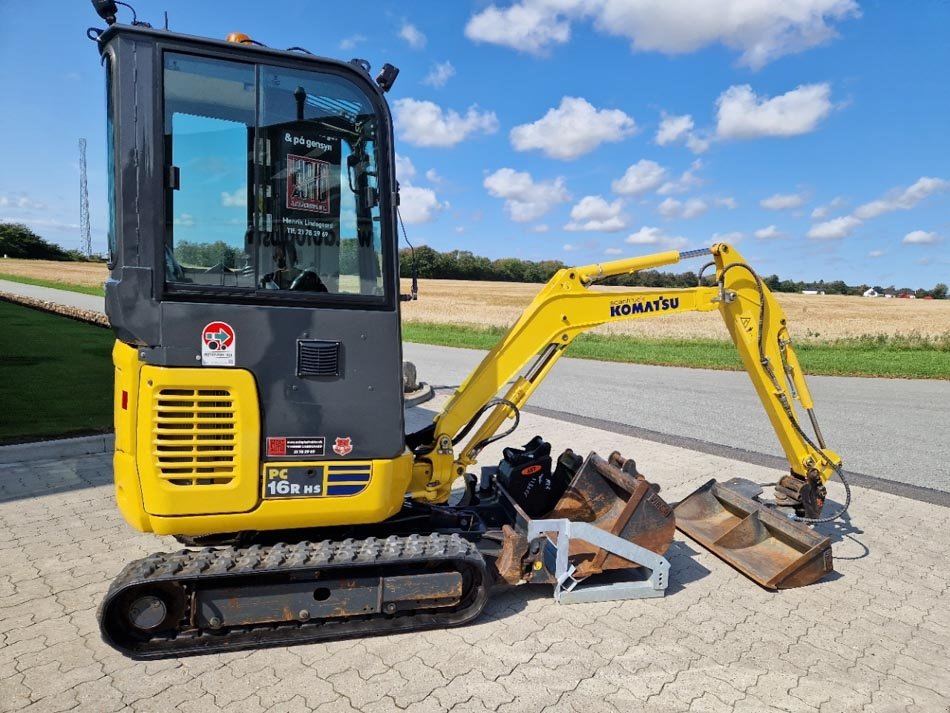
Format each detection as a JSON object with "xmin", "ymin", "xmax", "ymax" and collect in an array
[
  {"xmin": 404, "ymin": 382, "xmax": 434, "ymax": 407},
  {"xmin": 0, "ymin": 433, "xmax": 115, "ymax": 465}
]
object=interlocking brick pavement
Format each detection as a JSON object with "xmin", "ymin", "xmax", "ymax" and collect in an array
[{"xmin": 2, "ymin": 395, "xmax": 949, "ymax": 712}]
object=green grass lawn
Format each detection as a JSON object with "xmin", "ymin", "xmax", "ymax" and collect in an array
[
  {"xmin": 402, "ymin": 321, "xmax": 950, "ymax": 379},
  {"xmin": 0, "ymin": 300, "xmax": 113, "ymax": 443},
  {"xmin": 0, "ymin": 273, "xmax": 105, "ymax": 297}
]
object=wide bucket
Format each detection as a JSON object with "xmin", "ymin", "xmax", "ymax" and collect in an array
[
  {"xmin": 547, "ymin": 451, "xmax": 676, "ymax": 578},
  {"xmin": 674, "ymin": 479, "xmax": 833, "ymax": 589}
]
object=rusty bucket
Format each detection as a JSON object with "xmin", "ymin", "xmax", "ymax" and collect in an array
[
  {"xmin": 674, "ymin": 479, "xmax": 833, "ymax": 589},
  {"xmin": 547, "ymin": 451, "xmax": 676, "ymax": 579}
]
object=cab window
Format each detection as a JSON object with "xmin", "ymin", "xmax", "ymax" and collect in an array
[{"xmin": 162, "ymin": 52, "xmax": 385, "ymax": 299}]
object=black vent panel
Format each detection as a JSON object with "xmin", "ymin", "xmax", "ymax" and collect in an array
[{"xmin": 297, "ymin": 340, "xmax": 341, "ymax": 377}]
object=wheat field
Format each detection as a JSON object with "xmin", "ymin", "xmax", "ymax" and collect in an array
[
  {"xmin": 1, "ymin": 259, "xmax": 946, "ymax": 342},
  {"xmin": 400, "ymin": 278, "xmax": 950, "ymax": 342}
]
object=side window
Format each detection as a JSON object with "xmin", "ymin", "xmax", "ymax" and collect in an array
[
  {"xmin": 256, "ymin": 67, "xmax": 384, "ymax": 296},
  {"xmin": 163, "ymin": 53, "xmax": 255, "ymax": 287}
]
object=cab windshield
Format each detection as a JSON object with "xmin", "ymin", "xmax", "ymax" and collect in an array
[{"xmin": 163, "ymin": 52, "xmax": 385, "ymax": 299}]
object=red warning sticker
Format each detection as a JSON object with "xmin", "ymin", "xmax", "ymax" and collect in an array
[
  {"xmin": 201, "ymin": 321, "xmax": 235, "ymax": 366},
  {"xmin": 332, "ymin": 437, "xmax": 353, "ymax": 456}
]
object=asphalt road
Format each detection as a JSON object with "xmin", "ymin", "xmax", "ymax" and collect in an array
[{"xmin": 404, "ymin": 342, "xmax": 950, "ymax": 493}]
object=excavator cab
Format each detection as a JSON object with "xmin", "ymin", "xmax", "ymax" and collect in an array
[{"xmin": 99, "ymin": 23, "xmax": 415, "ymax": 534}]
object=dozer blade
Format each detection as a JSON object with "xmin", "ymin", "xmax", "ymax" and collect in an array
[
  {"xmin": 547, "ymin": 451, "xmax": 675, "ymax": 579},
  {"xmin": 674, "ymin": 479, "xmax": 833, "ymax": 589}
]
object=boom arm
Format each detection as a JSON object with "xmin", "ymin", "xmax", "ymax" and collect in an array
[{"xmin": 409, "ymin": 243, "xmax": 841, "ymax": 506}]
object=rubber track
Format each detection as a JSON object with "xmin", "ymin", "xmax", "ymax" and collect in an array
[{"xmin": 99, "ymin": 532, "xmax": 490, "ymax": 659}]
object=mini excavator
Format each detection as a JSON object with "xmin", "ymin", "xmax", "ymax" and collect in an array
[{"xmin": 89, "ymin": 2, "xmax": 850, "ymax": 659}]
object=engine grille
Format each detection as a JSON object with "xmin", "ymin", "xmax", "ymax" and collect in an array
[
  {"xmin": 297, "ymin": 340, "xmax": 340, "ymax": 377},
  {"xmin": 153, "ymin": 388, "xmax": 237, "ymax": 486}
]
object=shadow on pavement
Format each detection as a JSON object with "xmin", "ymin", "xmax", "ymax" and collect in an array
[{"xmin": 0, "ymin": 455, "xmax": 112, "ymax": 503}]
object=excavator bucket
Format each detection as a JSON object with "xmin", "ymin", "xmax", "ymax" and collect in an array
[
  {"xmin": 547, "ymin": 451, "xmax": 676, "ymax": 578},
  {"xmin": 674, "ymin": 479, "xmax": 833, "ymax": 589}
]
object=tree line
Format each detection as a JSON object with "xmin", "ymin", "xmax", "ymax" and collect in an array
[
  {"xmin": 0, "ymin": 223, "xmax": 101, "ymax": 262},
  {"xmin": 399, "ymin": 245, "xmax": 948, "ymax": 299},
  {"xmin": 1, "ymin": 223, "xmax": 944, "ymax": 298}
]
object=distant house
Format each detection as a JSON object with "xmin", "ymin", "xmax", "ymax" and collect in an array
[
  {"xmin": 883, "ymin": 288, "xmax": 897, "ymax": 299},
  {"xmin": 801, "ymin": 290, "xmax": 821, "ymax": 295},
  {"xmin": 863, "ymin": 287, "xmax": 881, "ymax": 298}
]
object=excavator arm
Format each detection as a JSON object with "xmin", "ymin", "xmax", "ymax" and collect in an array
[{"xmin": 410, "ymin": 243, "xmax": 841, "ymax": 519}]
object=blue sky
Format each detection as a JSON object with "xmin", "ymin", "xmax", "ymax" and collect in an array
[{"xmin": 0, "ymin": 0, "xmax": 948, "ymax": 289}]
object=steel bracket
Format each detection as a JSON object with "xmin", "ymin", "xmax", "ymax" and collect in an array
[{"xmin": 527, "ymin": 518, "xmax": 670, "ymax": 604}]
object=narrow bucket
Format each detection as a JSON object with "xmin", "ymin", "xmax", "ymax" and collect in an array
[
  {"xmin": 674, "ymin": 479, "xmax": 833, "ymax": 589},
  {"xmin": 547, "ymin": 451, "xmax": 676, "ymax": 578}
]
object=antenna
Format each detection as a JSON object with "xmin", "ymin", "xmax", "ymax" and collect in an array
[{"xmin": 79, "ymin": 138, "xmax": 92, "ymax": 257}]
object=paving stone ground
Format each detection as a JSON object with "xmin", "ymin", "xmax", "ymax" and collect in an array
[{"xmin": 2, "ymin": 393, "xmax": 949, "ymax": 712}]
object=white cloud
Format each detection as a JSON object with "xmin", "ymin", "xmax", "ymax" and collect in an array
[
  {"xmin": 394, "ymin": 154, "xmax": 447, "ymax": 223},
  {"xmin": 853, "ymin": 177, "xmax": 950, "ymax": 219},
  {"xmin": 510, "ymin": 96, "xmax": 637, "ymax": 160},
  {"xmin": 902, "ymin": 230, "xmax": 938, "ymax": 245},
  {"xmin": 625, "ymin": 225, "xmax": 688, "ymax": 249},
  {"xmin": 655, "ymin": 113, "xmax": 693, "ymax": 145},
  {"xmin": 564, "ymin": 195, "xmax": 627, "ymax": 232},
  {"xmin": 868, "ymin": 250, "xmax": 884, "ymax": 258},
  {"xmin": 754, "ymin": 225, "xmax": 783, "ymax": 239},
  {"xmin": 484, "ymin": 168, "xmax": 570, "ymax": 222},
  {"xmin": 685, "ymin": 132, "xmax": 711, "ymax": 154},
  {"xmin": 399, "ymin": 22, "xmax": 427, "ymax": 49},
  {"xmin": 716, "ymin": 83, "xmax": 834, "ymax": 140},
  {"xmin": 760, "ymin": 192, "xmax": 806, "ymax": 210},
  {"xmin": 465, "ymin": 2, "xmax": 572, "ymax": 54},
  {"xmin": 394, "ymin": 99, "xmax": 498, "ymax": 147},
  {"xmin": 655, "ymin": 112, "xmax": 710, "ymax": 154},
  {"xmin": 716, "ymin": 196, "xmax": 738, "ymax": 210},
  {"xmin": 657, "ymin": 196, "xmax": 708, "ymax": 219},
  {"xmin": 174, "ymin": 213, "xmax": 195, "ymax": 228},
  {"xmin": 464, "ymin": 0, "xmax": 858, "ymax": 67},
  {"xmin": 529, "ymin": 224, "xmax": 550, "ymax": 233},
  {"xmin": 806, "ymin": 215, "xmax": 861, "ymax": 239},
  {"xmin": 605, "ymin": 247, "xmax": 624, "ymax": 255},
  {"xmin": 612, "ymin": 159, "xmax": 666, "ymax": 196},
  {"xmin": 394, "ymin": 154, "xmax": 417, "ymax": 182},
  {"xmin": 563, "ymin": 243, "xmax": 581, "ymax": 252},
  {"xmin": 0, "ymin": 216, "xmax": 79, "ymax": 231},
  {"xmin": 221, "ymin": 187, "xmax": 247, "ymax": 208},
  {"xmin": 423, "ymin": 61, "xmax": 456, "ymax": 88},
  {"xmin": 811, "ymin": 196, "xmax": 845, "ymax": 219},
  {"xmin": 399, "ymin": 185, "xmax": 447, "ymax": 224},
  {"xmin": 425, "ymin": 168, "xmax": 443, "ymax": 185},
  {"xmin": 338, "ymin": 34, "xmax": 366, "ymax": 50},
  {"xmin": 0, "ymin": 194, "xmax": 46, "ymax": 210},
  {"xmin": 805, "ymin": 177, "xmax": 949, "ymax": 241},
  {"xmin": 657, "ymin": 159, "xmax": 704, "ymax": 195}
]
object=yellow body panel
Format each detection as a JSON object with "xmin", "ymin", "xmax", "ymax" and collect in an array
[
  {"xmin": 146, "ymin": 454, "xmax": 412, "ymax": 536},
  {"xmin": 136, "ymin": 365, "xmax": 261, "ymax": 516},
  {"xmin": 111, "ymin": 343, "xmax": 411, "ymax": 535}
]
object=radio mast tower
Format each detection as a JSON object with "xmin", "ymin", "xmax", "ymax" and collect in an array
[{"xmin": 78, "ymin": 138, "xmax": 91, "ymax": 256}]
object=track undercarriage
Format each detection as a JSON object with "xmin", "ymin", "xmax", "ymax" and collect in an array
[{"xmin": 99, "ymin": 450, "xmax": 677, "ymax": 659}]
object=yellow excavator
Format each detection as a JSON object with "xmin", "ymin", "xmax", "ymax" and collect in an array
[{"xmin": 89, "ymin": 2, "xmax": 850, "ymax": 659}]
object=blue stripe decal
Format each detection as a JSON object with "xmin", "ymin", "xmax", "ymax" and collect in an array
[
  {"xmin": 327, "ymin": 473, "xmax": 370, "ymax": 483},
  {"xmin": 326, "ymin": 484, "xmax": 367, "ymax": 496}
]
